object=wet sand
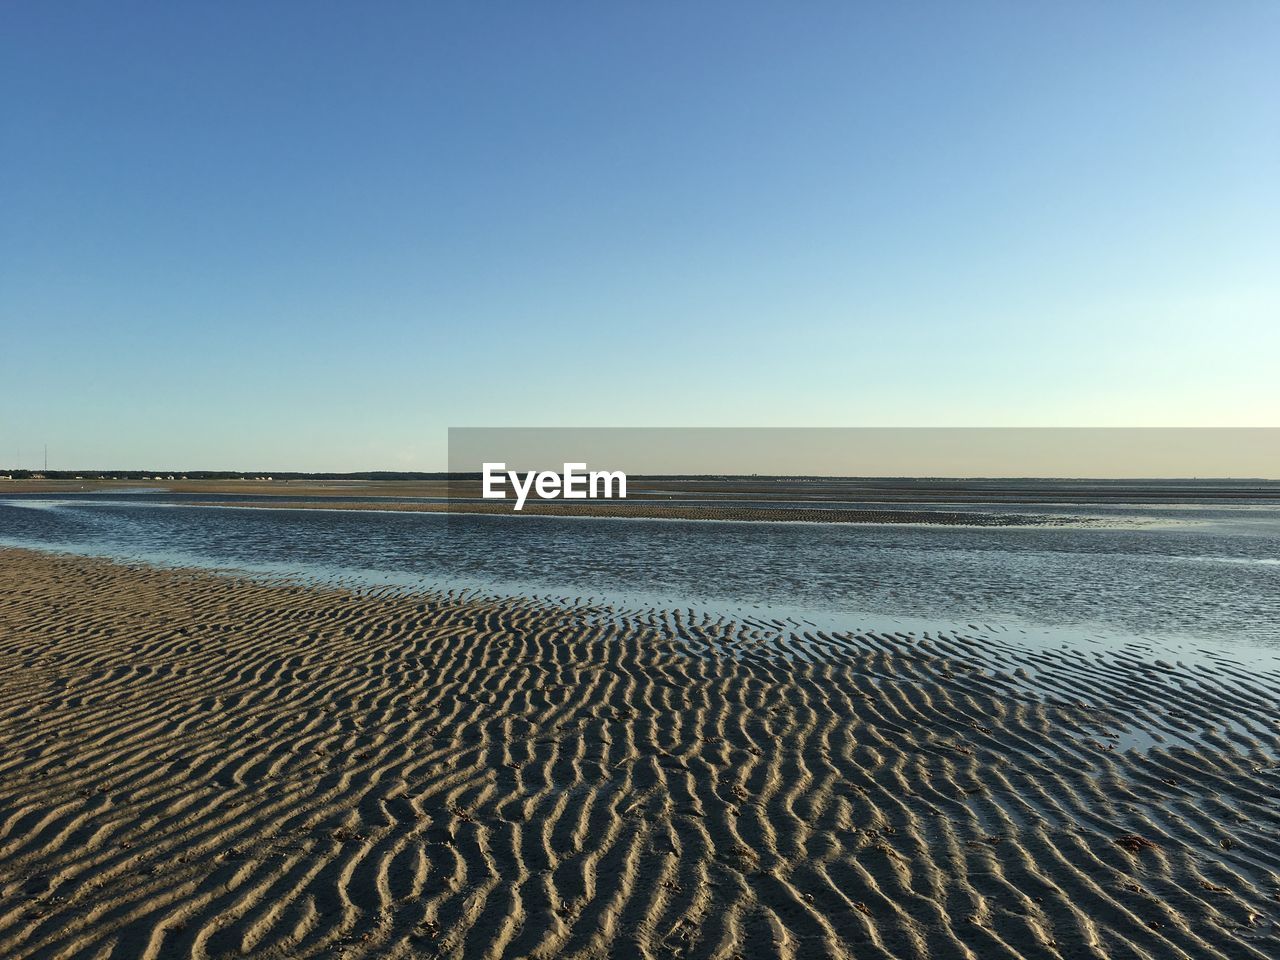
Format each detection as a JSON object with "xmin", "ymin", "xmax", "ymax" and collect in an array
[
  {"xmin": 1, "ymin": 548, "xmax": 1278, "ymax": 958},
  {"xmin": 183, "ymin": 500, "xmax": 1111, "ymax": 526},
  {"xmin": 6, "ymin": 476, "xmax": 1279, "ymax": 503}
]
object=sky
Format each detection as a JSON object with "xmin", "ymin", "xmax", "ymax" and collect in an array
[{"xmin": 2, "ymin": 2, "xmax": 1277, "ymax": 472}]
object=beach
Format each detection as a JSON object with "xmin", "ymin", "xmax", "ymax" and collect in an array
[
  {"xmin": 2, "ymin": 548, "xmax": 1277, "ymax": 959},
  {"xmin": 7, "ymin": 0, "xmax": 1277, "ymax": 954}
]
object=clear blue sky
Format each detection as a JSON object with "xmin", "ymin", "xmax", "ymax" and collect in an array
[{"xmin": 2, "ymin": 2, "xmax": 1276, "ymax": 470}]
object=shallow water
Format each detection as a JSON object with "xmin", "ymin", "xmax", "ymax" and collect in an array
[{"xmin": 2, "ymin": 490, "xmax": 1278, "ymax": 661}]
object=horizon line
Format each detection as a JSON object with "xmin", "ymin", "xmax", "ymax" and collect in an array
[{"xmin": 4, "ymin": 470, "xmax": 1280, "ymax": 483}]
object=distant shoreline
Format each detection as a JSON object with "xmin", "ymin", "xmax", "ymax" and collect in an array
[{"xmin": 4, "ymin": 476, "xmax": 1279, "ymax": 502}]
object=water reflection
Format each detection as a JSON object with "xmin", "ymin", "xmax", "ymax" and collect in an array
[{"xmin": 1, "ymin": 494, "xmax": 1277, "ymax": 653}]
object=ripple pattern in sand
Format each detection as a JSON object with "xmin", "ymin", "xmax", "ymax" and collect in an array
[{"xmin": 1, "ymin": 549, "xmax": 1279, "ymax": 959}]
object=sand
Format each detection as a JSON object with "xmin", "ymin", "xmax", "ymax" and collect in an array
[
  {"xmin": 185, "ymin": 500, "xmax": 1109, "ymax": 527},
  {"xmin": 1, "ymin": 548, "xmax": 1278, "ymax": 959},
  {"xmin": 5, "ymin": 477, "xmax": 1277, "ymax": 503}
]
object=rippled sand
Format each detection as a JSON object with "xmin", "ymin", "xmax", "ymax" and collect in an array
[{"xmin": 1, "ymin": 549, "xmax": 1277, "ymax": 959}]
